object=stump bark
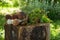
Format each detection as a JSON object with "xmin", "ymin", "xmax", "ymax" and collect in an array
[{"xmin": 4, "ymin": 23, "xmax": 50, "ymax": 40}]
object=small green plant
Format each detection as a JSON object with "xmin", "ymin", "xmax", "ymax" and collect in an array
[{"xmin": 27, "ymin": 9, "xmax": 52, "ymax": 24}]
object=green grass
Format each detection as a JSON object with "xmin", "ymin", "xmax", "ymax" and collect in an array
[
  {"xmin": 50, "ymin": 20, "xmax": 60, "ymax": 40},
  {"xmin": 0, "ymin": 15, "xmax": 5, "ymax": 40}
]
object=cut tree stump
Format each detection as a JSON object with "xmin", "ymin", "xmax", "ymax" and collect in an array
[{"xmin": 4, "ymin": 23, "xmax": 50, "ymax": 40}]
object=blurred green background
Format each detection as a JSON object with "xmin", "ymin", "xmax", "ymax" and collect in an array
[{"xmin": 0, "ymin": 0, "xmax": 60, "ymax": 40}]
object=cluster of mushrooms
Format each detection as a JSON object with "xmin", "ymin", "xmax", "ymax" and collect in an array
[{"xmin": 5, "ymin": 10, "xmax": 28, "ymax": 26}]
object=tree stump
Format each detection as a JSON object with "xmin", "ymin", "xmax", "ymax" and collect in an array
[{"xmin": 4, "ymin": 23, "xmax": 50, "ymax": 40}]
